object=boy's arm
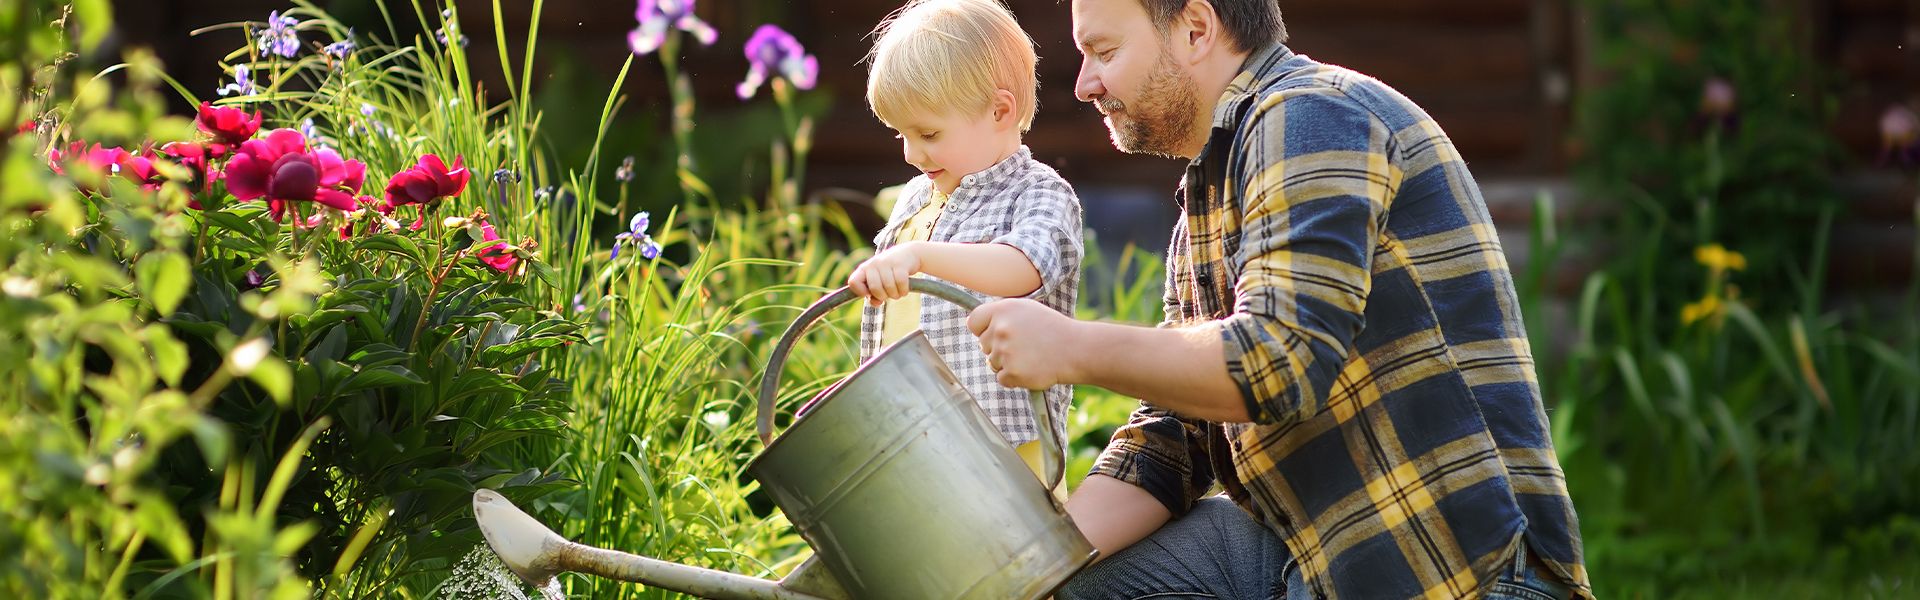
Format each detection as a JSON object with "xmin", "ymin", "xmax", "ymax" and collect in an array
[
  {"xmin": 905, "ymin": 241, "xmax": 1042, "ymax": 298},
  {"xmin": 847, "ymin": 241, "xmax": 1041, "ymax": 302},
  {"xmin": 851, "ymin": 178, "xmax": 1080, "ymax": 302},
  {"xmin": 1067, "ymin": 474, "xmax": 1172, "ymax": 562}
]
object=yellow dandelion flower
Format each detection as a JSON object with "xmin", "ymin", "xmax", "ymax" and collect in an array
[
  {"xmin": 1681, "ymin": 295, "xmax": 1723, "ymax": 326},
  {"xmin": 1693, "ymin": 243, "xmax": 1747, "ymax": 272}
]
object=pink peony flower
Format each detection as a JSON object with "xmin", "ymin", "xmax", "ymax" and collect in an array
[
  {"xmin": 49, "ymin": 142, "xmax": 162, "ymax": 192},
  {"xmin": 383, "ymin": 154, "xmax": 470, "ymax": 208},
  {"xmin": 474, "ymin": 221, "xmax": 518, "ymax": 272},
  {"xmin": 196, "ymin": 102, "xmax": 262, "ymax": 150},
  {"xmin": 223, "ymin": 128, "xmax": 367, "ymax": 220}
]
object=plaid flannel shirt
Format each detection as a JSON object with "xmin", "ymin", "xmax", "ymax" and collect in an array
[
  {"xmin": 1089, "ymin": 45, "xmax": 1592, "ymax": 599},
  {"xmin": 859, "ymin": 146, "xmax": 1082, "ymax": 447}
]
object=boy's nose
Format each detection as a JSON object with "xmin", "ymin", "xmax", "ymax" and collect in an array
[{"xmin": 901, "ymin": 139, "xmax": 925, "ymax": 166}]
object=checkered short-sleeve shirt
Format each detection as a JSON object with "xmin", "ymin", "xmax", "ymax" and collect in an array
[{"xmin": 858, "ymin": 146, "xmax": 1083, "ymax": 447}]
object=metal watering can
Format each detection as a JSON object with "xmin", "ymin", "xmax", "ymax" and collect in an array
[{"xmin": 474, "ymin": 278, "xmax": 1097, "ymax": 599}]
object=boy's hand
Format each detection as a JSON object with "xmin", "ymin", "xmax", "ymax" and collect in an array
[{"xmin": 848, "ymin": 242, "xmax": 923, "ymax": 305}]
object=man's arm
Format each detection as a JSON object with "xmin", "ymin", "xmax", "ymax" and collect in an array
[
  {"xmin": 1072, "ymin": 320, "xmax": 1249, "ymax": 422},
  {"xmin": 965, "ymin": 299, "xmax": 1247, "ymax": 421}
]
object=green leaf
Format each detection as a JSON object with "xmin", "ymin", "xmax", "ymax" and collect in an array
[
  {"xmin": 214, "ymin": 236, "xmax": 268, "ymax": 257},
  {"xmin": 134, "ymin": 493, "xmax": 194, "ymax": 565},
  {"xmin": 309, "ymin": 325, "xmax": 347, "ymax": 363},
  {"xmin": 274, "ymin": 522, "xmax": 321, "ymax": 556},
  {"xmin": 146, "ymin": 325, "xmax": 188, "ymax": 387},
  {"xmin": 341, "ymin": 365, "xmax": 426, "ymax": 394},
  {"xmin": 444, "ymin": 370, "xmax": 524, "ymax": 406},
  {"xmin": 527, "ymin": 259, "xmax": 560, "ymax": 288},
  {"xmin": 357, "ymin": 234, "xmax": 428, "ymax": 268},
  {"xmin": 477, "ymin": 336, "xmax": 569, "ymax": 365},
  {"xmin": 345, "ymin": 344, "xmax": 411, "ymax": 370},
  {"xmin": 135, "ymin": 251, "xmax": 191, "ymax": 316},
  {"xmin": 72, "ymin": 0, "xmax": 114, "ymax": 51},
  {"xmin": 204, "ymin": 210, "xmax": 260, "ymax": 237},
  {"xmin": 249, "ymin": 356, "xmax": 293, "ymax": 407},
  {"xmin": 299, "ymin": 305, "xmax": 369, "ymax": 336},
  {"xmin": 190, "ymin": 415, "xmax": 230, "ymax": 468}
]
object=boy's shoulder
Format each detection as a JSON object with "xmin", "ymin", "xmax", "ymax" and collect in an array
[{"xmin": 974, "ymin": 146, "xmax": 1079, "ymax": 204}]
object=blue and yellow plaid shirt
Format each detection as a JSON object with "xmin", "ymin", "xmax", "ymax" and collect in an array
[{"xmin": 1089, "ymin": 45, "xmax": 1592, "ymax": 599}]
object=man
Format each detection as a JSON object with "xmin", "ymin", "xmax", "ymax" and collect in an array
[{"xmin": 965, "ymin": 0, "xmax": 1593, "ymax": 597}]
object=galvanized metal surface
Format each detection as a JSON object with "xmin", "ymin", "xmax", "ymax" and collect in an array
[{"xmin": 750, "ymin": 279, "xmax": 1095, "ymax": 599}]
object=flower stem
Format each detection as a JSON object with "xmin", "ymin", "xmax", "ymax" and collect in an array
[{"xmin": 660, "ymin": 31, "xmax": 700, "ymax": 207}]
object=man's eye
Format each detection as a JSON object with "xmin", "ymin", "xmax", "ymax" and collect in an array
[{"xmin": 1100, "ymin": 48, "xmax": 1117, "ymax": 61}]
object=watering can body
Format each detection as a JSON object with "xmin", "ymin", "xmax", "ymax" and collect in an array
[{"xmin": 748, "ymin": 328, "xmax": 1094, "ymax": 599}]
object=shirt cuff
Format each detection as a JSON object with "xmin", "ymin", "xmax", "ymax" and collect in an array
[
  {"xmin": 989, "ymin": 236, "xmax": 1059, "ymax": 300},
  {"xmin": 1089, "ymin": 431, "xmax": 1201, "ymax": 517}
]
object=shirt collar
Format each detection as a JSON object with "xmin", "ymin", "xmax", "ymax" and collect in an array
[
  {"xmin": 952, "ymin": 144, "xmax": 1032, "ymax": 192},
  {"xmin": 1208, "ymin": 44, "xmax": 1298, "ymax": 130},
  {"xmin": 1190, "ymin": 44, "xmax": 1299, "ymax": 168}
]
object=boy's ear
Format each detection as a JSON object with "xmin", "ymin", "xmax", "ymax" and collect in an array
[{"xmin": 991, "ymin": 88, "xmax": 1018, "ymax": 129}]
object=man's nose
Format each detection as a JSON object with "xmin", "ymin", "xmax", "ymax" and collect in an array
[{"xmin": 1074, "ymin": 56, "xmax": 1104, "ymax": 103}]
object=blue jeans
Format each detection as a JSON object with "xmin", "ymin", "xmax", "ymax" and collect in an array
[{"xmin": 1058, "ymin": 496, "xmax": 1574, "ymax": 600}]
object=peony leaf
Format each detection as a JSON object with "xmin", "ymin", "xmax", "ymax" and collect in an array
[{"xmin": 135, "ymin": 250, "xmax": 192, "ymax": 317}]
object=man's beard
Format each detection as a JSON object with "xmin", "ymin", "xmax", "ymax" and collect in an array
[{"xmin": 1097, "ymin": 48, "xmax": 1200, "ymax": 158}]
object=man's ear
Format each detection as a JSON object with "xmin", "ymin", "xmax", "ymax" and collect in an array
[{"xmin": 1172, "ymin": 0, "xmax": 1224, "ymax": 64}]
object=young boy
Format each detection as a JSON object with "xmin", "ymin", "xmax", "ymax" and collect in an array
[{"xmin": 851, "ymin": 0, "xmax": 1083, "ymax": 491}]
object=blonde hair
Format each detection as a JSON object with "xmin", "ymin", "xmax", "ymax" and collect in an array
[{"xmin": 865, "ymin": 0, "xmax": 1039, "ymax": 132}]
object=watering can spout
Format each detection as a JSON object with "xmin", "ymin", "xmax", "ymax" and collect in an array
[{"xmin": 473, "ymin": 489, "xmax": 842, "ymax": 600}]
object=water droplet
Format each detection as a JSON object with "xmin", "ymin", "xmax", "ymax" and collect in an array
[{"xmin": 433, "ymin": 545, "xmax": 549, "ymax": 599}]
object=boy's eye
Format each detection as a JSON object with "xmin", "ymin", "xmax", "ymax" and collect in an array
[{"xmin": 920, "ymin": 132, "xmax": 938, "ymax": 141}]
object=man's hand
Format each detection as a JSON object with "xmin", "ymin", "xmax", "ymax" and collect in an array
[
  {"xmin": 967, "ymin": 298, "xmax": 1083, "ymax": 389},
  {"xmin": 847, "ymin": 242, "xmax": 923, "ymax": 305}
]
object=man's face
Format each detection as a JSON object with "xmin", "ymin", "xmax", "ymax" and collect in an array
[{"xmin": 1071, "ymin": 0, "xmax": 1201, "ymax": 158}]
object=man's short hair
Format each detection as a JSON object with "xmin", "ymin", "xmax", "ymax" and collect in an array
[
  {"xmin": 1138, "ymin": 0, "xmax": 1286, "ymax": 52},
  {"xmin": 865, "ymin": 0, "xmax": 1040, "ymax": 132}
]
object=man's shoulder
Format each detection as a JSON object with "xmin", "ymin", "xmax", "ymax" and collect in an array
[{"xmin": 1246, "ymin": 58, "xmax": 1435, "ymax": 137}]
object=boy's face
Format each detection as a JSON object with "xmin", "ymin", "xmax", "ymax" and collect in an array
[{"xmin": 887, "ymin": 104, "xmax": 1012, "ymax": 195}]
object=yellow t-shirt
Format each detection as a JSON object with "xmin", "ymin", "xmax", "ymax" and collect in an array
[
  {"xmin": 879, "ymin": 188, "xmax": 949, "ymax": 347},
  {"xmin": 878, "ymin": 188, "xmax": 1064, "ymax": 498}
]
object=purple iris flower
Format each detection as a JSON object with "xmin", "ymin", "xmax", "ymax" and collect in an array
[
  {"xmin": 737, "ymin": 25, "xmax": 817, "ymax": 100},
  {"xmin": 629, "ymin": 0, "xmax": 718, "ymax": 55},
  {"xmin": 436, "ymin": 9, "xmax": 467, "ymax": 48},
  {"xmin": 323, "ymin": 30, "xmax": 356, "ymax": 59},
  {"xmin": 612, "ymin": 211, "xmax": 661, "ymax": 260},
  {"xmin": 257, "ymin": 11, "xmax": 301, "ymax": 58},
  {"xmin": 217, "ymin": 64, "xmax": 259, "ymax": 97},
  {"xmin": 616, "ymin": 156, "xmax": 636, "ymax": 183}
]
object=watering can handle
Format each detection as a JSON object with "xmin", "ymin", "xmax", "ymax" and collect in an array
[{"xmin": 757, "ymin": 277, "xmax": 1067, "ymax": 490}]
